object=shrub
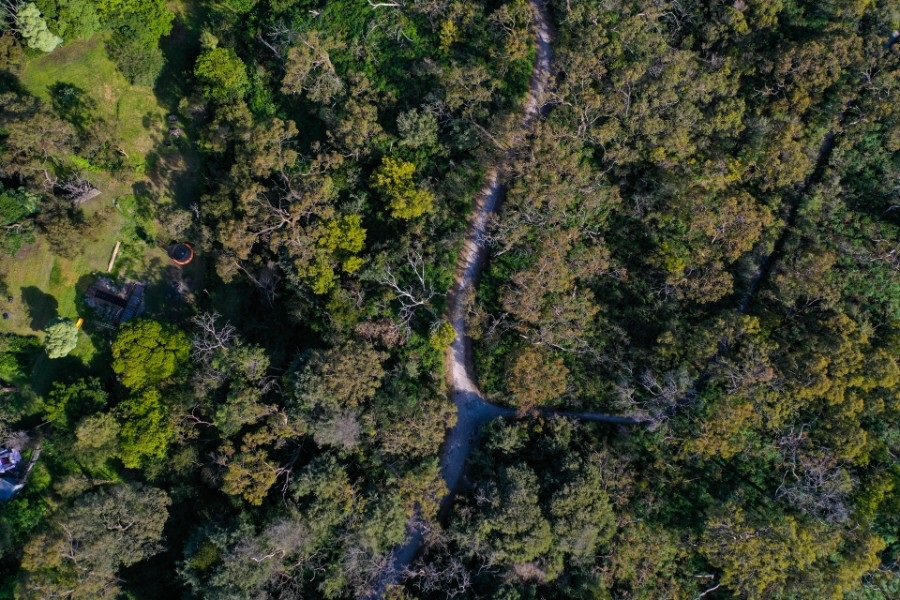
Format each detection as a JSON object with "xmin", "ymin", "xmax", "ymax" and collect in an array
[{"xmin": 43, "ymin": 317, "xmax": 79, "ymax": 359}]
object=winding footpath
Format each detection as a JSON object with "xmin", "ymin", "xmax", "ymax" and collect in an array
[
  {"xmin": 371, "ymin": 2, "xmax": 640, "ymax": 596},
  {"xmin": 439, "ymin": 0, "xmax": 553, "ymax": 519},
  {"xmin": 440, "ymin": 0, "xmax": 644, "ymax": 516},
  {"xmin": 369, "ymin": 21, "xmax": 900, "ymax": 599}
]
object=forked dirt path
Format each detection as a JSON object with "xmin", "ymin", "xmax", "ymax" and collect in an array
[
  {"xmin": 372, "ymin": 18, "xmax": 900, "ymax": 600},
  {"xmin": 372, "ymin": 2, "xmax": 641, "ymax": 596},
  {"xmin": 439, "ymin": 0, "xmax": 645, "ymax": 518}
]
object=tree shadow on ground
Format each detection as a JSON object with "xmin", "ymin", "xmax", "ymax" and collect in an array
[
  {"xmin": 155, "ymin": 3, "xmax": 206, "ymax": 110},
  {"xmin": 48, "ymin": 82, "xmax": 97, "ymax": 130},
  {"xmin": 139, "ymin": 255, "xmax": 201, "ymax": 324},
  {"xmin": 20, "ymin": 286, "xmax": 58, "ymax": 331},
  {"xmin": 0, "ymin": 70, "xmax": 26, "ymax": 95},
  {"xmin": 29, "ymin": 353, "xmax": 86, "ymax": 396},
  {"xmin": 125, "ymin": 182, "xmax": 157, "ymax": 222},
  {"xmin": 144, "ymin": 3, "xmax": 207, "ymax": 212}
]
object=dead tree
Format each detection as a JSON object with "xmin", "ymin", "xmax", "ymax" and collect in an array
[
  {"xmin": 0, "ymin": 1, "xmax": 25, "ymax": 26},
  {"xmin": 57, "ymin": 174, "xmax": 98, "ymax": 204},
  {"xmin": 377, "ymin": 248, "xmax": 440, "ymax": 331},
  {"xmin": 191, "ymin": 312, "xmax": 237, "ymax": 364},
  {"xmin": 775, "ymin": 430, "xmax": 853, "ymax": 523}
]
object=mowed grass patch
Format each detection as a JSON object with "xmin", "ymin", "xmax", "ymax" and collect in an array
[
  {"xmin": 3, "ymin": 33, "xmax": 188, "ymax": 337},
  {"xmin": 1, "ymin": 24, "xmax": 204, "ymax": 392},
  {"xmin": 1, "ymin": 206, "xmax": 125, "ymax": 337},
  {"xmin": 19, "ymin": 36, "xmax": 168, "ymax": 159}
]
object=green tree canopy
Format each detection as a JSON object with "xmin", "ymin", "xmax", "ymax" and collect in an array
[
  {"xmin": 95, "ymin": 0, "xmax": 173, "ymax": 43},
  {"xmin": 397, "ymin": 108, "xmax": 439, "ymax": 149},
  {"xmin": 117, "ymin": 389, "xmax": 175, "ymax": 468},
  {"xmin": 43, "ymin": 377, "xmax": 107, "ymax": 429},
  {"xmin": 34, "ymin": 0, "xmax": 102, "ymax": 41},
  {"xmin": 194, "ymin": 47, "xmax": 250, "ymax": 103},
  {"xmin": 74, "ymin": 412, "xmax": 120, "ymax": 470},
  {"xmin": 0, "ymin": 184, "xmax": 40, "ymax": 227},
  {"xmin": 19, "ymin": 484, "xmax": 170, "ymax": 597},
  {"xmin": 43, "ymin": 317, "xmax": 79, "ymax": 359},
  {"xmin": 302, "ymin": 214, "xmax": 367, "ymax": 295},
  {"xmin": 111, "ymin": 319, "xmax": 190, "ymax": 390},
  {"xmin": 11, "ymin": 3, "xmax": 63, "ymax": 52},
  {"xmin": 467, "ymin": 463, "xmax": 554, "ymax": 565},
  {"xmin": 289, "ymin": 340, "xmax": 386, "ymax": 450},
  {"xmin": 0, "ymin": 183, "xmax": 40, "ymax": 254},
  {"xmin": 105, "ymin": 33, "xmax": 165, "ymax": 86},
  {"xmin": 507, "ymin": 347, "xmax": 569, "ymax": 411},
  {"xmin": 371, "ymin": 157, "xmax": 435, "ymax": 219}
]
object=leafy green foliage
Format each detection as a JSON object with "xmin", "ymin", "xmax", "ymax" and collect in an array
[
  {"xmin": 303, "ymin": 214, "xmax": 367, "ymax": 295},
  {"xmin": 289, "ymin": 340, "xmax": 386, "ymax": 450},
  {"xmin": 194, "ymin": 47, "xmax": 249, "ymax": 103},
  {"xmin": 19, "ymin": 484, "xmax": 170, "ymax": 597},
  {"xmin": 0, "ymin": 184, "xmax": 39, "ymax": 254},
  {"xmin": 397, "ymin": 108, "xmax": 439, "ymax": 150},
  {"xmin": 371, "ymin": 157, "xmax": 435, "ymax": 219},
  {"xmin": 96, "ymin": 0, "xmax": 173, "ymax": 43},
  {"xmin": 12, "ymin": 3, "xmax": 63, "ymax": 52},
  {"xmin": 467, "ymin": 463, "xmax": 554, "ymax": 564},
  {"xmin": 101, "ymin": 0, "xmax": 173, "ymax": 84},
  {"xmin": 428, "ymin": 322, "xmax": 455, "ymax": 351},
  {"xmin": 507, "ymin": 347, "xmax": 569, "ymax": 411},
  {"xmin": 105, "ymin": 33, "xmax": 165, "ymax": 86},
  {"xmin": 281, "ymin": 30, "xmax": 343, "ymax": 104},
  {"xmin": 111, "ymin": 319, "xmax": 189, "ymax": 390},
  {"xmin": 117, "ymin": 389, "xmax": 174, "ymax": 468},
  {"xmin": 34, "ymin": 0, "xmax": 102, "ymax": 41},
  {"xmin": 0, "ymin": 334, "xmax": 40, "ymax": 386},
  {"xmin": 73, "ymin": 411, "xmax": 120, "ymax": 470},
  {"xmin": 2, "ymin": 0, "xmax": 897, "ymax": 597},
  {"xmin": 0, "ymin": 185, "xmax": 40, "ymax": 228},
  {"xmin": 43, "ymin": 377, "xmax": 107, "ymax": 429},
  {"xmin": 42, "ymin": 317, "xmax": 78, "ymax": 359}
]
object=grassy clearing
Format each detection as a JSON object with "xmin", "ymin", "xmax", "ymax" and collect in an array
[
  {"xmin": 19, "ymin": 36, "xmax": 169, "ymax": 159},
  {"xmin": 1, "ymin": 22, "xmax": 202, "ymax": 375}
]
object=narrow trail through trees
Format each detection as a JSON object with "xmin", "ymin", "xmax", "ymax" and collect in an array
[
  {"xmin": 676, "ymin": 31, "xmax": 900, "ymax": 416},
  {"xmin": 440, "ymin": 0, "xmax": 645, "ymax": 520},
  {"xmin": 373, "ymin": 3, "xmax": 636, "ymax": 596},
  {"xmin": 373, "ymin": 10, "xmax": 897, "ymax": 600},
  {"xmin": 439, "ymin": 0, "xmax": 651, "ymax": 520}
]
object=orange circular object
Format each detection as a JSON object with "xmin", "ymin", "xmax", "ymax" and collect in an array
[{"xmin": 171, "ymin": 243, "xmax": 194, "ymax": 266}]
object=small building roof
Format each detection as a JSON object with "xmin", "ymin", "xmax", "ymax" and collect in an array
[{"xmin": 0, "ymin": 448, "xmax": 22, "ymax": 475}]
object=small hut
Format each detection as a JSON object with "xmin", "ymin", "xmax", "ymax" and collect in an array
[{"xmin": 85, "ymin": 278, "xmax": 145, "ymax": 326}]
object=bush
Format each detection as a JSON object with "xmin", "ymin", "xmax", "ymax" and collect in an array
[
  {"xmin": 111, "ymin": 319, "xmax": 189, "ymax": 390},
  {"xmin": 194, "ymin": 47, "xmax": 249, "ymax": 103},
  {"xmin": 0, "ymin": 184, "xmax": 40, "ymax": 255},
  {"xmin": 43, "ymin": 317, "xmax": 79, "ymax": 359},
  {"xmin": 371, "ymin": 157, "xmax": 435, "ymax": 219},
  {"xmin": 105, "ymin": 34, "xmax": 165, "ymax": 86},
  {"xmin": 35, "ymin": 0, "xmax": 102, "ymax": 41},
  {"xmin": 429, "ymin": 322, "xmax": 456, "ymax": 351},
  {"xmin": 15, "ymin": 3, "xmax": 63, "ymax": 53}
]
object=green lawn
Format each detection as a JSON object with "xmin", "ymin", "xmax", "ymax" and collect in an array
[
  {"xmin": 19, "ymin": 35, "xmax": 169, "ymax": 160},
  {"xmin": 1, "ymin": 25, "xmax": 200, "ymax": 376}
]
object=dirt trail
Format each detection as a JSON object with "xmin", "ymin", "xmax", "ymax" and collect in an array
[
  {"xmin": 440, "ymin": 0, "xmax": 553, "ymax": 514},
  {"xmin": 371, "ymin": 19, "xmax": 900, "ymax": 600},
  {"xmin": 369, "ymin": 3, "xmax": 553, "ymax": 596},
  {"xmin": 371, "ymin": 3, "xmax": 642, "ymax": 596}
]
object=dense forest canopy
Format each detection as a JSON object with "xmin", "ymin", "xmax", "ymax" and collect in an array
[{"xmin": 0, "ymin": 0, "xmax": 897, "ymax": 598}]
